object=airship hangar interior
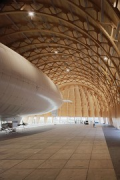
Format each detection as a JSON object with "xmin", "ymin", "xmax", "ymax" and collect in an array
[{"xmin": 0, "ymin": 0, "xmax": 120, "ymax": 180}]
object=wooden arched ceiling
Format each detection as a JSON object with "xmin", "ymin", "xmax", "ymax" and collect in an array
[
  {"xmin": 59, "ymin": 84, "xmax": 108, "ymax": 117},
  {"xmin": 0, "ymin": 0, "xmax": 120, "ymax": 106}
]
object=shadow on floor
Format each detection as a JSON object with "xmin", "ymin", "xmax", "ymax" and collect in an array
[
  {"xmin": 103, "ymin": 125, "xmax": 120, "ymax": 180},
  {"xmin": 0, "ymin": 125, "xmax": 55, "ymax": 141}
]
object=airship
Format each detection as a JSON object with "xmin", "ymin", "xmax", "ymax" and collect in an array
[{"xmin": 0, "ymin": 43, "xmax": 63, "ymax": 123}]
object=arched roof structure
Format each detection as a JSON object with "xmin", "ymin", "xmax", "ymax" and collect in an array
[{"xmin": 0, "ymin": 0, "xmax": 120, "ymax": 113}]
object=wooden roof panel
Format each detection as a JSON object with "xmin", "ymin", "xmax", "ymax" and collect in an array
[{"xmin": 0, "ymin": 0, "xmax": 119, "ymax": 105}]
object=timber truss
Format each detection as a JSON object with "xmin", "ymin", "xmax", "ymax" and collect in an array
[{"xmin": 0, "ymin": 0, "xmax": 120, "ymax": 109}]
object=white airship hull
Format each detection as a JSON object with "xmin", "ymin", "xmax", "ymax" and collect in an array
[{"xmin": 0, "ymin": 43, "xmax": 63, "ymax": 121}]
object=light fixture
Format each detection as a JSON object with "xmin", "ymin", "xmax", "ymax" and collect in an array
[
  {"xmin": 54, "ymin": 51, "xmax": 58, "ymax": 54},
  {"xmin": 104, "ymin": 56, "xmax": 108, "ymax": 61},
  {"xmin": 113, "ymin": 1, "xmax": 116, "ymax": 7},
  {"xmin": 66, "ymin": 68, "xmax": 70, "ymax": 72},
  {"xmin": 28, "ymin": 11, "xmax": 34, "ymax": 17}
]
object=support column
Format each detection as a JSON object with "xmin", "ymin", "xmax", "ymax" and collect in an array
[{"xmin": 44, "ymin": 116, "xmax": 48, "ymax": 124}]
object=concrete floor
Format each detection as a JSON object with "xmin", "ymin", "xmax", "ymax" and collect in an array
[{"xmin": 0, "ymin": 124, "xmax": 117, "ymax": 180}]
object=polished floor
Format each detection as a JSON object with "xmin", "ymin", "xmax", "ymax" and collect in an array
[{"xmin": 0, "ymin": 124, "xmax": 117, "ymax": 180}]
